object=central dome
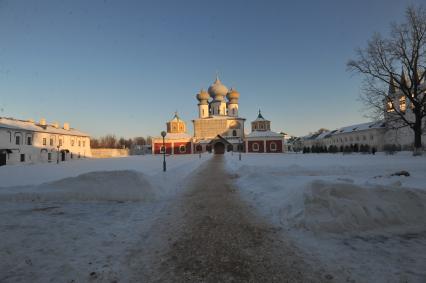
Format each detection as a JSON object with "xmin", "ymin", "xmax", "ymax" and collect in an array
[{"xmin": 208, "ymin": 76, "xmax": 228, "ymax": 99}]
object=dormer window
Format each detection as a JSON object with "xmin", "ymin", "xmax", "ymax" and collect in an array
[
  {"xmin": 399, "ymin": 96, "xmax": 406, "ymax": 112},
  {"xmin": 387, "ymin": 101, "xmax": 395, "ymax": 112}
]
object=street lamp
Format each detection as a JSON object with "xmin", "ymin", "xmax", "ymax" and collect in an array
[
  {"xmin": 57, "ymin": 144, "xmax": 60, "ymax": 164},
  {"xmin": 161, "ymin": 131, "xmax": 167, "ymax": 172},
  {"xmin": 239, "ymin": 138, "xmax": 243, "ymax": 161}
]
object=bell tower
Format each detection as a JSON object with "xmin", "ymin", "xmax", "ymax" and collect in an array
[{"xmin": 167, "ymin": 112, "xmax": 186, "ymax": 133}]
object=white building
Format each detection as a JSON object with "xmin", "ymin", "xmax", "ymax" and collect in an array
[
  {"xmin": 302, "ymin": 121, "xmax": 386, "ymax": 152},
  {"xmin": 0, "ymin": 117, "xmax": 91, "ymax": 166},
  {"xmin": 301, "ymin": 71, "xmax": 426, "ymax": 152}
]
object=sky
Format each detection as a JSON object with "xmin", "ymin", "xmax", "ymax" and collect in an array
[{"xmin": 0, "ymin": 0, "xmax": 424, "ymax": 138}]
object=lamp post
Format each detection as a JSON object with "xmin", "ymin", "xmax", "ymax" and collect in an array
[
  {"xmin": 57, "ymin": 145, "xmax": 60, "ymax": 164},
  {"xmin": 161, "ymin": 131, "xmax": 167, "ymax": 172},
  {"xmin": 239, "ymin": 138, "xmax": 242, "ymax": 161}
]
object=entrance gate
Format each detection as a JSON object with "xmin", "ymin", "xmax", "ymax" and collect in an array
[
  {"xmin": 0, "ymin": 153, "xmax": 6, "ymax": 166},
  {"xmin": 213, "ymin": 142, "xmax": 225, "ymax": 154}
]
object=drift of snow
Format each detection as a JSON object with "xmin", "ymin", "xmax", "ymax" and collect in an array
[
  {"xmin": 225, "ymin": 152, "xmax": 426, "ymax": 282},
  {"xmin": 0, "ymin": 171, "xmax": 156, "ymax": 202}
]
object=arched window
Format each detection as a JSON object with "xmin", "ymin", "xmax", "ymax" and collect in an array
[
  {"xmin": 232, "ymin": 130, "xmax": 237, "ymax": 137},
  {"xmin": 270, "ymin": 142, "xmax": 277, "ymax": 151},
  {"xmin": 252, "ymin": 142, "xmax": 259, "ymax": 152},
  {"xmin": 179, "ymin": 145, "xmax": 186, "ymax": 153},
  {"xmin": 233, "ymin": 109, "xmax": 236, "ymax": 115}
]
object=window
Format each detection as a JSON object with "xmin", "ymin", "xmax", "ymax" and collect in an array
[
  {"xmin": 387, "ymin": 101, "xmax": 395, "ymax": 112},
  {"xmin": 233, "ymin": 109, "xmax": 236, "ymax": 115},
  {"xmin": 48, "ymin": 153, "xmax": 52, "ymax": 161},
  {"xmin": 78, "ymin": 140, "xmax": 81, "ymax": 147},
  {"xmin": 50, "ymin": 138, "xmax": 54, "ymax": 146},
  {"xmin": 370, "ymin": 135, "xmax": 374, "ymax": 140},
  {"xmin": 15, "ymin": 136, "xmax": 20, "ymax": 145},
  {"xmin": 43, "ymin": 138, "xmax": 47, "ymax": 145},
  {"xmin": 179, "ymin": 145, "xmax": 186, "ymax": 153},
  {"xmin": 20, "ymin": 154, "xmax": 25, "ymax": 162},
  {"xmin": 399, "ymin": 96, "xmax": 406, "ymax": 112},
  {"xmin": 232, "ymin": 130, "xmax": 237, "ymax": 137},
  {"xmin": 27, "ymin": 136, "xmax": 32, "ymax": 145},
  {"xmin": 82, "ymin": 141, "xmax": 85, "ymax": 147},
  {"xmin": 363, "ymin": 135, "xmax": 366, "ymax": 141},
  {"xmin": 270, "ymin": 142, "xmax": 277, "ymax": 151},
  {"xmin": 252, "ymin": 142, "xmax": 259, "ymax": 152},
  {"xmin": 59, "ymin": 139, "xmax": 63, "ymax": 146}
]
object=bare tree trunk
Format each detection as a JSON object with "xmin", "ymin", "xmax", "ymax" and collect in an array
[{"xmin": 413, "ymin": 113, "xmax": 423, "ymax": 155}]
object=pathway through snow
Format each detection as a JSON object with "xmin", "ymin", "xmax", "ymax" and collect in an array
[{"xmin": 127, "ymin": 156, "xmax": 330, "ymax": 282}]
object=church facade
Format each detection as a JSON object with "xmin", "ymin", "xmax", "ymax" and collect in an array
[{"xmin": 152, "ymin": 77, "xmax": 285, "ymax": 154}]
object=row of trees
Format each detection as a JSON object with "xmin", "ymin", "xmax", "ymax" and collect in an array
[
  {"xmin": 90, "ymin": 135, "xmax": 152, "ymax": 149},
  {"xmin": 303, "ymin": 144, "xmax": 376, "ymax": 154}
]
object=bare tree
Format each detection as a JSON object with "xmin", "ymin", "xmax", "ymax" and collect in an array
[{"xmin": 347, "ymin": 5, "xmax": 426, "ymax": 154}]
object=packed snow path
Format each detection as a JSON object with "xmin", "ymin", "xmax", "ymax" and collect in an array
[{"xmin": 129, "ymin": 156, "xmax": 328, "ymax": 282}]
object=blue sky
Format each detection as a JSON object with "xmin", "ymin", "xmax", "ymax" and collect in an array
[{"xmin": 0, "ymin": 0, "xmax": 423, "ymax": 138}]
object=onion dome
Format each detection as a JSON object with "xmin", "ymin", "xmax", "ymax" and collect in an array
[
  {"xmin": 208, "ymin": 75, "xmax": 228, "ymax": 100},
  {"xmin": 196, "ymin": 89, "xmax": 209, "ymax": 104},
  {"xmin": 227, "ymin": 88, "xmax": 240, "ymax": 103}
]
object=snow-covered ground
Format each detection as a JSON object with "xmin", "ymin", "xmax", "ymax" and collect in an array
[
  {"xmin": 0, "ymin": 154, "xmax": 211, "ymax": 282},
  {"xmin": 225, "ymin": 152, "xmax": 426, "ymax": 283},
  {"xmin": 2, "ymin": 152, "xmax": 426, "ymax": 282}
]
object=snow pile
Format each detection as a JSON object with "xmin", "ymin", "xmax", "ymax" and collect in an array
[
  {"xmin": 293, "ymin": 180, "xmax": 426, "ymax": 234},
  {"xmin": 226, "ymin": 154, "xmax": 426, "ymax": 234},
  {"xmin": 225, "ymin": 153, "xmax": 426, "ymax": 281},
  {"xmin": 0, "ymin": 170, "xmax": 155, "ymax": 202}
]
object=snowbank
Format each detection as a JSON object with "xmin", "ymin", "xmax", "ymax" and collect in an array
[
  {"xmin": 226, "ymin": 153, "xmax": 426, "ymax": 234},
  {"xmin": 0, "ymin": 170, "xmax": 154, "ymax": 202},
  {"xmin": 0, "ymin": 154, "xmax": 212, "ymax": 202},
  {"xmin": 293, "ymin": 180, "xmax": 426, "ymax": 234},
  {"xmin": 225, "ymin": 153, "xmax": 426, "ymax": 282},
  {"xmin": 0, "ymin": 154, "xmax": 211, "ymax": 187}
]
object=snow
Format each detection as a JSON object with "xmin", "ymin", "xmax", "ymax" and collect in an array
[
  {"xmin": 0, "ymin": 154, "xmax": 211, "ymax": 282},
  {"xmin": 0, "ymin": 116, "xmax": 89, "ymax": 136},
  {"xmin": 246, "ymin": 130, "xmax": 283, "ymax": 138},
  {"xmin": 225, "ymin": 152, "xmax": 426, "ymax": 282}
]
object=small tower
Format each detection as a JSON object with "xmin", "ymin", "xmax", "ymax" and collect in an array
[
  {"xmin": 208, "ymin": 75, "xmax": 228, "ymax": 116},
  {"xmin": 196, "ymin": 89, "xmax": 209, "ymax": 118},
  {"xmin": 251, "ymin": 110, "xmax": 271, "ymax": 131},
  {"xmin": 227, "ymin": 88, "xmax": 240, "ymax": 117},
  {"xmin": 167, "ymin": 112, "xmax": 186, "ymax": 133}
]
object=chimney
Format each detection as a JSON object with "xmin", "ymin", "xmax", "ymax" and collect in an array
[
  {"xmin": 63, "ymin": 122, "xmax": 70, "ymax": 131},
  {"xmin": 40, "ymin": 118, "xmax": 46, "ymax": 126}
]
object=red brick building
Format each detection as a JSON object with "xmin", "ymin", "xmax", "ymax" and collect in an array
[
  {"xmin": 245, "ymin": 110, "xmax": 284, "ymax": 153},
  {"xmin": 152, "ymin": 113, "xmax": 193, "ymax": 155}
]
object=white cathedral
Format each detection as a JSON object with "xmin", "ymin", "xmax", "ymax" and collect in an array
[{"xmin": 152, "ymin": 76, "xmax": 285, "ymax": 154}]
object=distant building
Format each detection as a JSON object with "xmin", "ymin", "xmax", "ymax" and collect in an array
[
  {"xmin": 152, "ymin": 76, "xmax": 285, "ymax": 154},
  {"xmin": 0, "ymin": 117, "xmax": 91, "ymax": 166},
  {"xmin": 301, "ymin": 121, "xmax": 386, "ymax": 152},
  {"xmin": 245, "ymin": 110, "xmax": 284, "ymax": 153},
  {"xmin": 151, "ymin": 113, "xmax": 193, "ymax": 155},
  {"xmin": 300, "ymin": 70, "xmax": 426, "ymax": 152}
]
